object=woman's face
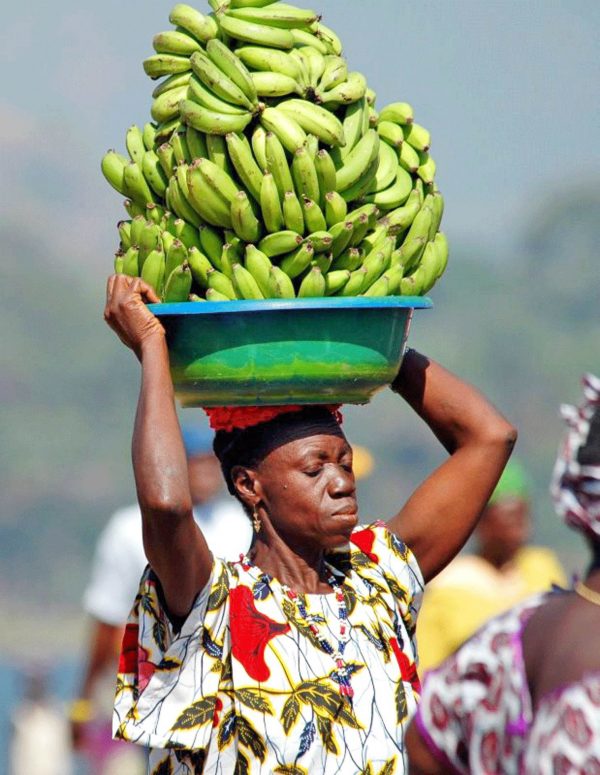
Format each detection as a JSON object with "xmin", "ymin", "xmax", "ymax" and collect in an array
[{"xmin": 251, "ymin": 433, "xmax": 358, "ymax": 550}]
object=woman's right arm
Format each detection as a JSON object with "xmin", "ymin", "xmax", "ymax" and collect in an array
[{"xmin": 104, "ymin": 275, "xmax": 213, "ymax": 618}]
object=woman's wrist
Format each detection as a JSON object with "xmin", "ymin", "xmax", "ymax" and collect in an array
[
  {"xmin": 390, "ymin": 347, "xmax": 426, "ymax": 396},
  {"xmin": 137, "ymin": 330, "xmax": 167, "ymax": 361}
]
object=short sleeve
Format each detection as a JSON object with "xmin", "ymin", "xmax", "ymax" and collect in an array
[
  {"xmin": 113, "ymin": 558, "xmax": 233, "ymax": 750},
  {"xmin": 83, "ymin": 506, "xmax": 148, "ymax": 626}
]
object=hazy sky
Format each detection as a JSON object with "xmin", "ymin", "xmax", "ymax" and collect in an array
[{"xmin": 1, "ymin": 0, "xmax": 598, "ymax": 277}]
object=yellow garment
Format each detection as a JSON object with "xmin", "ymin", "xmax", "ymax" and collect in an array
[{"xmin": 417, "ymin": 547, "xmax": 566, "ymax": 671}]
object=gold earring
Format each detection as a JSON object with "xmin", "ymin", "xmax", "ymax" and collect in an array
[{"xmin": 252, "ymin": 506, "xmax": 261, "ymax": 534}]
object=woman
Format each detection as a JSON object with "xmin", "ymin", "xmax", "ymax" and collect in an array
[
  {"xmin": 104, "ymin": 274, "xmax": 516, "ymax": 774},
  {"xmin": 406, "ymin": 373, "xmax": 600, "ymax": 774}
]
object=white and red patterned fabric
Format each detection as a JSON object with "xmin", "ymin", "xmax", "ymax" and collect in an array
[{"xmin": 415, "ymin": 592, "xmax": 600, "ymax": 774}]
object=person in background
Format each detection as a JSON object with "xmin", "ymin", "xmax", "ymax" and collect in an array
[
  {"xmin": 406, "ymin": 372, "xmax": 600, "ymax": 773},
  {"xmin": 9, "ymin": 667, "xmax": 73, "ymax": 775},
  {"xmin": 70, "ymin": 423, "xmax": 252, "ymax": 775},
  {"xmin": 416, "ymin": 457, "xmax": 566, "ymax": 671}
]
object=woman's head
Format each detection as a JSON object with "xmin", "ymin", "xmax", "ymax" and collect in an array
[{"xmin": 212, "ymin": 406, "xmax": 358, "ymax": 549}]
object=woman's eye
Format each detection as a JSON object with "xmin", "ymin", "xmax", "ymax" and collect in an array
[{"xmin": 304, "ymin": 468, "xmax": 321, "ymax": 477}]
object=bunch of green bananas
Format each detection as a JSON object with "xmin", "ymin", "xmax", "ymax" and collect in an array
[{"xmin": 103, "ymin": 0, "xmax": 448, "ymax": 302}]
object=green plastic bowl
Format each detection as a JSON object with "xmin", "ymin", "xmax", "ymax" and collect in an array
[{"xmin": 148, "ymin": 296, "xmax": 432, "ymax": 407}]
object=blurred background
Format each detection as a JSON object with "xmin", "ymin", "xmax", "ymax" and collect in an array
[{"xmin": 0, "ymin": 0, "xmax": 598, "ymax": 771}]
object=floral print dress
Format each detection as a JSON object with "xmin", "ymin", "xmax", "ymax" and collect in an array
[
  {"xmin": 113, "ymin": 521, "xmax": 424, "ymax": 774},
  {"xmin": 414, "ymin": 592, "xmax": 600, "ymax": 774}
]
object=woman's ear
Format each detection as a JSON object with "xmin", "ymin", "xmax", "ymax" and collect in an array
[{"xmin": 230, "ymin": 465, "xmax": 261, "ymax": 510}]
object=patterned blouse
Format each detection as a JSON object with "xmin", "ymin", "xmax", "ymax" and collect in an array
[
  {"xmin": 113, "ymin": 521, "xmax": 424, "ymax": 774},
  {"xmin": 414, "ymin": 592, "xmax": 600, "ymax": 774}
]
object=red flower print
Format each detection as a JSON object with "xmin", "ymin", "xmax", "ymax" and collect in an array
[
  {"xmin": 562, "ymin": 706, "xmax": 592, "ymax": 747},
  {"xmin": 137, "ymin": 650, "xmax": 157, "ymax": 693},
  {"xmin": 119, "ymin": 624, "xmax": 140, "ymax": 674},
  {"xmin": 552, "ymin": 754, "xmax": 573, "ymax": 775},
  {"xmin": 350, "ymin": 528, "xmax": 379, "ymax": 563},
  {"xmin": 430, "ymin": 693, "xmax": 449, "ymax": 730},
  {"xmin": 480, "ymin": 730, "xmax": 499, "ymax": 770},
  {"xmin": 230, "ymin": 585, "xmax": 290, "ymax": 681},
  {"xmin": 213, "ymin": 697, "xmax": 223, "ymax": 728},
  {"xmin": 389, "ymin": 637, "xmax": 421, "ymax": 694}
]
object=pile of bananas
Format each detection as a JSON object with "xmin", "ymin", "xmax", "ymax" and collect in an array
[{"xmin": 102, "ymin": 0, "xmax": 448, "ymax": 302}]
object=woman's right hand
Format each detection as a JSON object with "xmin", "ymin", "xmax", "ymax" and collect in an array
[{"xmin": 104, "ymin": 274, "xmax": 164, "ymax": 358}]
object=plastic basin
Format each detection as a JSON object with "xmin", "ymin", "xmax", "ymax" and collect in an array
[{"xmin": 148, "ymin": 296, "xmax": 432, "ymax": 407}]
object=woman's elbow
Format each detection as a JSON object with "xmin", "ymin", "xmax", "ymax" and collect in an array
[
  {"xmin": 482, "ymin": 418, "xmax": 518, "ymax": 453},
  {"xmin": 139, "ymin": 494, "xmax": 193, "ymax": 522}
]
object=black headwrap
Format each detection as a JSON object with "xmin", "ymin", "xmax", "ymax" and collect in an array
[{"xmin": 213, "ymin": 406, "xmax": 346, "ymax": 495}]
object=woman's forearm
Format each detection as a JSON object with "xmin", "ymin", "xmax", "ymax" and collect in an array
[{"xmin": 132, "ymin": 333, "xmax": 192, "ymax": 517}]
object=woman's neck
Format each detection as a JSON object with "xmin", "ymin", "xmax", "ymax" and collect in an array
[{"xmin": 248, "ymin": 533, "xmax": 332, "ymax": 594}]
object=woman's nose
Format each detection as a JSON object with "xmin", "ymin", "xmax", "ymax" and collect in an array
[{"xmin": 328, "ymin": 465, "xmax": 356, "ymax": 496}]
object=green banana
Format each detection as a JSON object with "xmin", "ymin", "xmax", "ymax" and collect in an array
[
  {"xmin": 335, "ymin": 129, "xmax": 379, "ymax": 193},
  {"xmin": 226, "ymin": 5, "xmax": 319, "ymax": 29},
  {"xmin": 301, "ymin": 196, "xmax": 327, "ymax": 233},
  {"xmin": 140, "ymin": 248, "xmax": 166, "ymax": 296},
  {"xmin": 319, "ymin": 71, "xmax": 367, "ymax": 106},
  {"xmin": 268, "ymin": 265, "xmax": 296, "ymax": 298},
  {"xmin": 169, "ymin": 4, "xmax": 219, "ymax": 42},
  {"xmin": 101, "ymin": 151, "xmax": 129, "ymax": 195},
  {"xmin": 156, "ymin": 142, "xmax": 176, "ymax": 177},
  {"xmin": 190, "ymin": 50, "xmax": 255, "ymax": 109},
  {"xmin": 298, "ymin": 265, "xmax": 326, "ymax": 297},
  {"xmin": 125, "ymin": 125, "xmax": 146, "ymax": 167},
  {"xmin": 348, "ymin": 212, "xmax": 370, "ymax": 246},
  {"xmin": 251, "ymin": 125, "xmax": 268, "ymax": 171},
  {"xmin": 379, "ymin": 102, "xmax": 414, "ymax": 125},
  {"xmin": 417, "ymin": 153, "xmax": 436, "ymax": 185},
  {"xmin": 123, "ymin": 161, "xmax": 155, "ymax": 206},
  {"xmin": 187, "ymin": 245, "xmax": 213, "ymax": 287},
  {"xmin": 260, "ymin": 172, "xmax": 284, "ymax": 233},
  {"xmin": 205, "ymin": 288, "xmax": 231, "ymax": 301},
  {"xmin": 314, "ymin": 148, "xmax": 337, "ymax": 207},
  {"xmin": 153, "ymin": 30, "xmax": 201, "ymax": 56},
  {"xmin": 384, "ymin": 189, "xmax": 421, "ymax": 233},
  {"xmin": 232, "ymin": 262, "xmax": 265, "ymax": 299},
  {"xmin": 377, "ymin": 120, "xmax": 404, "ymax": 149},
  {"xmin": 260, "ymin": 107, "xmax": 306, "ymax": 153},
  {"xmin": 142, "ymin": 122, "xmax": 158, "ymax": 150},
  {"xmin": 121, "ymin": 246, "xmax": 139, "ymax": 277},
  {"xmin": 138, "ymin": 222, "xmax": 162, "ymax": 267},
  {"xmin": 306, "ymin": 230, "xmax": 333, "ymax": 252},
  {"xmin": 164, "ymin": 261, "xmax": 193, "ymax": 302},
  {"xmin": 290, "ymin": 28, "xmax": 329, "ymax": 54},
  {"xmin": 280, "ymin": 240, "xmax": 314, "ymax": 278},
  {"xmin": 379, "ymin": 263, "xmax": 405, "ymax": 295},
  {"xmin": 117, "ymin": 220, "xmax": 132, "ymax": 250},
  {"xmin": 365, "ymin": 140, "xmax": 397, "ymax": 193},
  {"xmin": 428, "ymin": 191, "xmax": 445, "ymax": 240},
  {"xmin": 319, "ymin": 55, "xmax": 348, "ymax": 93},
  {"xmin": 339, "ymin": 154, "xmax": 379, "ymax": 204},
  {"xmin": 123, "ymin": 200, "xmax": 145, "ymax": 218},
  {"xmin": 258, "ymin": 230, "xmax": 303, "ymax": 257},
  {"xmin": 362, "ymin": 274, "xmax": 389, "ymax": 297},
  {"xmin": 225, "ymin": 132, "xmax": 263, "ymax": 202},
  {"xmin": 170, "ymin": 131, "xmax": 191, "ymax": 164},
  {"xmin": 432, "ymin": 232, "xmax": 449, "ymax": 280},
  {"xmin": 146, "ymin": 203, "xmax": 165, "ymax": 225},
  {"xmin": 187, "ymin": 74, "xmax": 249, "ymax": 115},
  {"xmin": 173, "ymin": 218, "xmax": 201, "ymax": 250},
  {"xmin": 231, "ymin": 190, "xmax": 262, "ymax": 242},
  {"xmin": 129, "ymin": 215, "xmax": 147, "ymax": 247},
  {"xmin": 165, "ymin": 239, "xmax": 188, "ymax": 278},
  {"xmin": 230, "ymin": 0, "xmax": 280, "ymax": 9},
  {"xmin": 236, "ymin": 46, "xmax": 301, "ymax": 81},
  {"xmin": 399, "ymin": 271, "xmax": 424, "ymax": 297},
  {"xmin": 402, "ymin": 203, "xmax": 433, "ymax": 250},
  {"xmin": 207, "ymin": 268, "xmax": 236, "ymax": 299},
  {"xmin": 337, "ymin": 266, "xmax": 367, "ymax": 296},
  {"xmin": 185, "ymin": 125, "xmax": 208, "ymax": 161},
  {"xmin": 143, "ymin": 54, "xmax": 191, "ymax": 80},
  {"xmin": 206, "ymin": 134, "xmax": 233, "ymax": 174},
  {"xmin": 397, "ymin": 140, "xmax": 420, "ymax": 173},
  {"xmin": 329, "ymin": 220, "xmax": 354, "ymax": 258},
  {"xmin": 206, "ymin": 39, "xmax": 258, "ymax": 106},
  {"xmin": 218, "ymin": 14, "xmax": 295, "ymax": 49},
  {"xmin": 291, "ymin": 145, "xmax": 320, "ymax": 203},
  {"xmin": 364, "ymin": 166, "xmax": 413, "ymax": 209},
  {"xmin": 324, "ymin": 269, "xmax": 350, "ymax": 295},
  {"xmin": 182, "ymin": 166, "xmax": 229, "ymax": 228},
  {"xmin": 331, "ymin": 246, "xmax": 364, "ymax": 271},
  {"xmin": 151, "ymin": 84, "xmax": 189, "ymax": 124},
  {"xmin": 251, "ymin": 71, "xmax": 301, "ymax": 97},
  {"xmin": 189, "ymin": 159, "xmax": 236, "ymax": 222},
  {"xmin": 404, "ymin": 122, "xmax": 430, "ymax": 152},
  {"xmin": 180, "ymin": 98, "xmax": 252, "ymax": 135},
  {"xmin": 324, "ymin": 190, "xmax": 348, "ymax": 227},
  {"xmin": 152, "ymin": 72, "xmax": 192, "ymax": 101},
  {"xmin": 265, "ymin": 131, "xmax": 294, "ymax": 198},
  {"xmin": 346, "ymin": 203, "xmax": 379, "ymax": 226},
  {"xmin": 314, "ymin": 22, "xmax": 343, "ymax": 55},
  {"xmin": 142, "ymin": 151, "xmax": 168, "ymax": 197},
  {"xmin": 282, "ymin": 190, "xmax": 305, "ymax": 234},
  {"xmin": 245, "ymin": 244, "xmax": 273, "ymax": 296},
  {"xmin": 339, "ymin": 98, "xmax": 370, "ymax": 160},
  {"xmin": 199, "ymin": 224, "xmax": 224, "ymax": 265},
  {"xmin": 276, "ymin": 99, "xmax": 346, "ymax": 147},
  {"xmin": 154, "ymin": 117, "xmax": 182, "ymax": 144},
  {"xmin": 299, "ymin": 46, "xmax": 326, "ymax": 88}
]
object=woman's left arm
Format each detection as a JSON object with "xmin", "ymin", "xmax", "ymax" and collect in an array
[{"xmin": 386, "ymin": 349, "xmax": 517, "ymax": 583}]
